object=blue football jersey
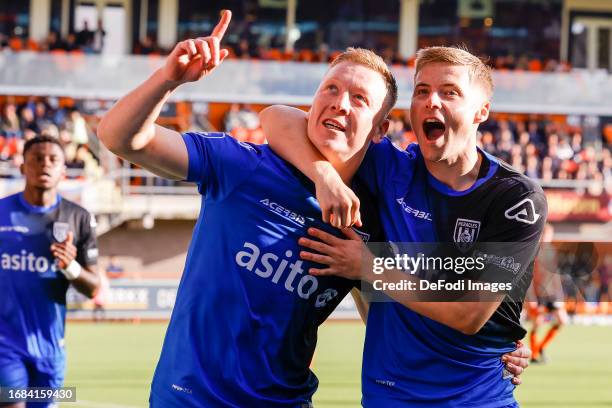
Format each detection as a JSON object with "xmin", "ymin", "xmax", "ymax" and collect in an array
[
  {"xmin": 150, "ymin": 132, "xmax": 382, "ymax": 407},
  {"xmin": 0, "ymin": 193, "xmax": 98, "ymax": 359},
  {"xmin": 357, "ymin": 138, "xmax": 547, "ymax": 407}
]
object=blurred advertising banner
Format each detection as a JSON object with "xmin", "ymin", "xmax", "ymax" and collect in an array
[
  {"xmin": 67, "ymin": 280, "xmax": 359, "ymax": 320},
  {"xmin": 546, "ymin": 190, "xmax": 611, "ymax": 222},
  {"xmin": 67, "ymin": 280, "xmax": 179, "ymax": 319}
]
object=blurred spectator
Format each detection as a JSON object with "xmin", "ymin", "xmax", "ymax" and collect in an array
[
  {"xmin": 65, "ymin": 33, "xmax": 79, "ymax": 52},
  {"xmin": 106, "ymin": 256, "xmax": 125, "ymax": 280},
  {"xmin": 92, "ymin": 19, "xmax": 106, "ymax": 54},
  {"xmin": 44, "ymin": 31, "xmax": 65, "ymax": 51},
  {"xmin": 315, "ymin": 43, "xmax": 330, "ymax": 63},
  {"xmin": 556, "ymin": 137, "xmax": 574, "ymax": 160},
  {"xmin": 76, "ymin": 21, "xmax": 94, "ymax": 50},
  {"xmin": 20, "ymin": 106, "xmax": 41, "ymax": 134},
  {"xmin": 224, "ymin": 103, "xmax": 265, "ymax": 144},
  {"xmin": 1, "ymin": 103, "xmax": 22, "ymax": 139},
  {"xmin": 136, "ymin": 35, "xmax": 159, "ymax": 55},
  {"xmin": 224, "ymin": 103, "xmax": 243, "ymax": 132},
  {"xmin": 66, "ymin": 109, "xmax": 89, "ymax": 145},
  {"xmin": 387, "ymin": 117, "xmax": 406, "ymax": 148},
  {"xmin": 236, "ymin": 39, "xmax": 252, "ymax": 59}
]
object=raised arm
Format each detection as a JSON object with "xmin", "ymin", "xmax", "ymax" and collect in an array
[
  {"xmin": 98, "ymin": 10, "xmax": 232, "ymax": 180},
  {"xmin": 260, "ymin": 105, "xmax": 362, "ymax": 227}
]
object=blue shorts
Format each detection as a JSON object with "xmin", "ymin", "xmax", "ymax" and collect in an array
[{"xmin": 0, "ymin": 348, "xmax": 65, "ymax": 408}]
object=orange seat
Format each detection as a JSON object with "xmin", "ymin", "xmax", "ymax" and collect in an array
[
  {"xmin": 528, "ymin": 59, "xmax": 543, "ymax": 72},
  {"xmin": 9, "ymin": 37, "xmax": 23, "ymax": 51},
  {"xmin": 266, "ymin": 48, "xmax": 283, "ymax": 61},
  {"xmin": 26, "ymin": 39, "xmax": 40, "ymax": 51}
]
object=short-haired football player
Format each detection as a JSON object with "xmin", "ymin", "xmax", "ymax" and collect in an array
[
  {"xmin": 0, "ymin": 135, "xmax": 100, "ymax": 408},
  {"xmin": 97, "ymin": 11, "xmax": 529, "ymax": 406},
  {"xmin": 261, "ymin": 45, "xmax": 545, "ymax": 407}
]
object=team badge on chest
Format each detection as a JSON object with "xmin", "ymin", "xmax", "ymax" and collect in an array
[
  {"xmin": 453, "ymin": 218, "xmax": 481, "ymax": 250},
  {"xmin": 52, "ymin": 222, "xmax": 70, "ymax": 242}
]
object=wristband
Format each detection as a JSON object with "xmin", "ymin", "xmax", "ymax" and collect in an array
[{"xmin": 61, "ymin": 260, "xmax": 82, "ymax": 280}]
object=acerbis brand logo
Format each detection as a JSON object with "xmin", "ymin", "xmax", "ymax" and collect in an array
[
  {"xmin": 315, "ymin": 288, "xmax": 338, "ymax": 308},
  {"xmin": 454, "ymin": 218, "xmax": 481, "ymax": 250},
  {"xmin": 0, "ymin": 225, "xmax": 29, "ymax": 233},
  {"xmin": 1, "ymin": 250, "xmax": 55, "ymax": 273},
  {"xmin": 260, "ymin": 199, "xmax": 306, "ymax": 227},
  {"xmin": 396, "ymin": 198, "xmax": 432, "ymax": 221},
  {"xmin": 504, "ymin": 199, "xmax": 540, "ymax": 225},
  {"xmin": 235, "ymin": 242, "xmax": 318, "ymax": 299},
  {"xmin": 171, "ymin": 384, "xmax": 193, "ymax": 394}
]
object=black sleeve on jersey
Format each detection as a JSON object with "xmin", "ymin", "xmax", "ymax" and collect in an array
[
  {"xmin": 479, "ymin": 180, "xmax": 548, "ymax": 340},
  {"xmin": 482, "ymin": 181, "xmax": 548, "ymax": 284},
  {"xmin": 76, "ymin": 210, "xmax": 98, "ymax": 267}
]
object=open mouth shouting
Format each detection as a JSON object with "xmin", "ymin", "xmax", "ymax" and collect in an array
[
  {"xmin": 322, "ymin": 119, "xmax": 346, "ymax": 132},
  {"xmin": 422, "ymin": 118, "xmax": 445, "ymax": 142}
]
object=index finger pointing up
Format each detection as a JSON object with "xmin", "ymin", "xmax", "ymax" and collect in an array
[{"xmin": 212, "ymin": 9, "xmax": 232, "ymax": 40}]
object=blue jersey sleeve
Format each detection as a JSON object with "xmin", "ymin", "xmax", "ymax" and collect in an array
[
  {"xmin": 182, "ymin": 132, "xmax": 262, "ymax": 200},
  {"xmin": 357, "ymin": 138, "xmax": 411, "ymax": 195}
]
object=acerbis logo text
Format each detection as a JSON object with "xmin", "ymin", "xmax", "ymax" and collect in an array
[
  {"xmin": 396, "ymin": 198, "xmax": 432, "ymax": 221},
  {"xmin": 260, "ymin": 199, "xmax": 306, "ymax": 226},
  {"xmin": 1, "ymin": 250, "xmax": 55, "ymax": 273}
]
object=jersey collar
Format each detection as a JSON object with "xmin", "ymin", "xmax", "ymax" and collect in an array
[
  {"xmin": 425, "ymin": 147, "xmax": 499, "ymax": 197},
  {"xmin": 18, "ymin": 192, "xmax": 61, "ymax": 213}
]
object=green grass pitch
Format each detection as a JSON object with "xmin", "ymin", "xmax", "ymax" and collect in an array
[{"xmin": 62, "ymin": 322, "xmax": 612, "ymax": 407}]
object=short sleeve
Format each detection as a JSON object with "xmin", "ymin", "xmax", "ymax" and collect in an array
[
  {"xmin": 77, "ymin": 211, "xmax": 98, "ymax": 267},
  {"xmin": 357, "ymin": 138, "xmax": 413, "ymax": 196},
  {"xmin": 489, "ymin": 184, "xmax": 548, "ymax": 243},
  {"xmin": 477, "ymin": 182, "xmax": 548, "ymax": 286},
  {"xmin": 182, "ymin": 132, "xmax": 262, "ymax": 200}
]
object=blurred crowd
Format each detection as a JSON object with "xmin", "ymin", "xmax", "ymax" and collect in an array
[
  {"xmin": 0, "ymin": 22, "xmax": 105, "ymax": 54},
  {"xmin": 0, "ymin": 30, "xmax": 569, "ymax": 73},
  {"xmin": 133, "ymin": 39, "xmax": 571, "ymax": 73},
  {"xmin": 478, "ymin": 118, "xmax": 611, "ymax": 192},
  {"xmin": 0, "ymin": 98, "xmax": 102, "ymax": 178},
  {"xmin": 2, "ymin": 97, "xmax": 610, "ymax": 193}
]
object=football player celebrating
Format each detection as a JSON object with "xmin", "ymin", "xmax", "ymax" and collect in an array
[
  {"xmin": 0, "ymin": 135, "xmax": 100, "ymax": 408},
  {"xmin": 97, "ymin": 11, "xmax": 529, "ymax": 406},
  {"xmin": 261, "ymin": 46, "xmax": 545, "ymax": 407}
]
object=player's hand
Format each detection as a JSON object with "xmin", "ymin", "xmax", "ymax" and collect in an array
[
  {"xmin": 51, "ymin": 231, "xmax": 77, "ymax": 270},
  {"xmin": 501, "ymin": 340, "xmax": 531, "ymax": 386},
  {"xmin": 162, "ymin": 10, "xmax": 231, "ymax": 85},
  {"xmin": 299, "ymin": 227, "xmax": 372, "ymax": 279},
  {"xmin": 314, "ymin": 166, "xmax": 362, "ymax": 228}
]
